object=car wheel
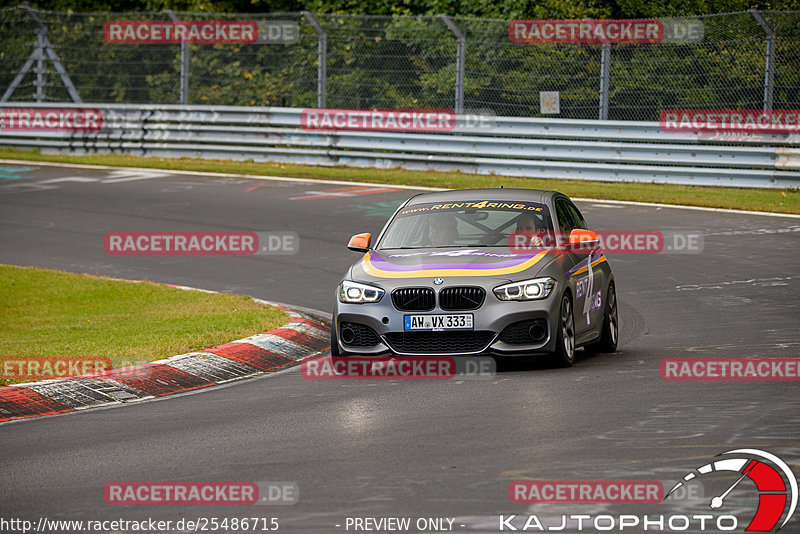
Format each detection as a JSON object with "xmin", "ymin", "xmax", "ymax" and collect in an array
[
  {"xmin": 585, "ymin": 282, "xmax": 618, "ymax": 354},
  {"xmin": 552, "ymin": 293, "xmax": 575, "ymax": 367}
]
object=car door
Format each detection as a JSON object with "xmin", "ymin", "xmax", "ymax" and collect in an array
[{"xmin": 555, "ymin": 198, "xmax": 602, "ymax": 335}]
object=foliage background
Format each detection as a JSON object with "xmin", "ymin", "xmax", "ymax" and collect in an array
[
  {"xmin": 6, "ymin": 0, "xmax": 800, "ymax": 17},
  {"xmin": 0, "ymin": 0, "xmax": 797, "ymax": 119}
]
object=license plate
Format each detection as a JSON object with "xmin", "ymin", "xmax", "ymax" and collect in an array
[{"xmin": 404, "ymin": 314, "xmax": 473, "ymax": 331}]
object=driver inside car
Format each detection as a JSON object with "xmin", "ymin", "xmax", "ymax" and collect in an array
[
  {"xmin": 515, "ymin": 212, "xmax": 545, "ymax": 246},
  {"xmin": 427, "ymin": 213, "xmax": 459, "ymax": 246}
]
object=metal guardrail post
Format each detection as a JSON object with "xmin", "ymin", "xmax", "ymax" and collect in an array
[
  {"xmin": 439, "ymin": 14, "xmax": 465, "ymax": 114},
  {"xmin": 303, "ymin": 12, "xmax": 327, "ymax": 109},
  {"xmin": 165, "ymin": 10, "xmax": 189, "ymax": 105},
  {"xmin": 749, "ymin": 9, "xmax": 775, "ymax": 111},
  {"xmin": 599, "ymin": 43, "xmax": 611, "ymax": 120}
]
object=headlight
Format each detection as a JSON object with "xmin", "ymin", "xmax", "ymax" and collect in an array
[
  {"xmin": 338, "ymin": 280, "xmax": 385, "ymax": 304},
  {"xmin": 493, "ymin": 277, "xmax": 556, "ymax": 301}
]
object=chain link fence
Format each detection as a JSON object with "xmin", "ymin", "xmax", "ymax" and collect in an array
[{"xmin": 0, "ymin": 5, "xmax": 798, "ymax": 121}]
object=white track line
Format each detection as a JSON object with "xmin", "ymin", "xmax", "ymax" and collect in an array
[
  {"xmin": 1, "ymin": 158, "xmax": 797, "ymax": 218},
  {"xmin": 571, "ymin": 197, "xmax": 800, "ymax": 218}
]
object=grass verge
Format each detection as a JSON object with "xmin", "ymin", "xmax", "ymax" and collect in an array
[
  {"xmin": 1, "ymin": 148, "xmax": 798, "ymax": 214},
  {"xmin": 0, "ymin": 264, "xmax": 288, "ymax": 386}
]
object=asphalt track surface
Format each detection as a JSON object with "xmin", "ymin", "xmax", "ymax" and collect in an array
[{"xmin": 1, "ymin": 163, "xmax": 798, "ymax": 533}]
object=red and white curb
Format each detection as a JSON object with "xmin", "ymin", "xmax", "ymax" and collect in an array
[{"xmin": 0, "ymin": 286, "xmax": 330, "ymax": 424}]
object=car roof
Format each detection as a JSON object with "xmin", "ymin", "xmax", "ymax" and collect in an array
[{"xmin": 404, "ymin": 188, "xmax": 560, "ymax": 206}]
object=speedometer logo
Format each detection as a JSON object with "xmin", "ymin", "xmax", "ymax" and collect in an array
[{"xmin": 665, "ymin": 449, "xmax": 798, "ymax": 531}]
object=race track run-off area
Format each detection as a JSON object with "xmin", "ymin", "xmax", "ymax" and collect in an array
[{"xmin": 0, "ymin": 163, "xmax": 798, "ymax": 533}]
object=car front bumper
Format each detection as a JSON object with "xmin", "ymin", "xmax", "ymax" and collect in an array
[{"xmin": 333, "ymin": 291, "xmax": 563, "ymax": 357}]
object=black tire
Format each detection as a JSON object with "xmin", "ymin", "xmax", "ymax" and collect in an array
[
  {"xmin": 585, "ymin": 282, "xmax": 619, "ymax": 354},
  {"xmin": 551, "ymin": 293, "xmax": 576, "ymax": 367}
]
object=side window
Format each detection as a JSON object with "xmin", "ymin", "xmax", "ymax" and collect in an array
[
  {"xmin": 564, "ymin": 202, "xmax": 587, "ymax": 230},
  {"xmin": 555, "ymin": 200, "xmax": 575, "ymax": 232}
]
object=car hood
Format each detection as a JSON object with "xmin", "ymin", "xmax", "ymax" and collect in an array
[{"xmin": 347, "ymin": 247, "xmax": 557, "ymax": 287}]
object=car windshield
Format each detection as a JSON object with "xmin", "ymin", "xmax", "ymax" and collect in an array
[{"xmin": 377, "ymin": 200, "xmax": 554, "ymax": 249}]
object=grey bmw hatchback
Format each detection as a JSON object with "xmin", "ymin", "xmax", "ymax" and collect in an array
[{"xmin": 331, "ymin": 188, "xmax": 618, "ymax": 366}]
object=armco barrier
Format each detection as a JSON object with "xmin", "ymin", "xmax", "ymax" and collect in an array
[{"xmin": 1, "ymin": 103, "xmax": 799, "ymax": 188}]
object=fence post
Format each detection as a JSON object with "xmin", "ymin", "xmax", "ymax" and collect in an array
[
  {"xmin": 34, "ymin": 33, "xmax": 45, "ymax": 102},
  {"xmin": 165, "ymin": 10, "xmax": 189, "ymax": 105},
  {"xmin": 439, "ymin": 14, "xmax": 465, "ymax": 114},
  {"xmin": 3, "ymin": 4, "xmax": 82, "ymax": 103},
  {"xmin": 598, "ymin": 43, "xmax": 611, "ymax": 120},
  {"xmin": 303, "ymin": 12, "xmax": 327, "ymax": 109},
  {"xmin": 749, "ymin": 9, "xmax": 775, "ymax": 111}
]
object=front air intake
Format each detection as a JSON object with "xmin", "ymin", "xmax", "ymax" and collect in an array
[
  {"xmin": 339, "ymin": 322, "xmax": 380, "ymax": 347},
  {"xmin": 383, "ymin": 331, "xmax": 495, "ymax": 354},
  {"xmin": 499, "ymin": 319, "xmax": 549, "ymax": 345}
]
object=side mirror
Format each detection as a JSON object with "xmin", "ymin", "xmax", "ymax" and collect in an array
[
  {"xmin": 568, "ymin": 229, "xmax": 599, "ymax": 250},
  {"xmin": 347, "ymin": 232, "xmax": 372, "ymax": 252}
]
